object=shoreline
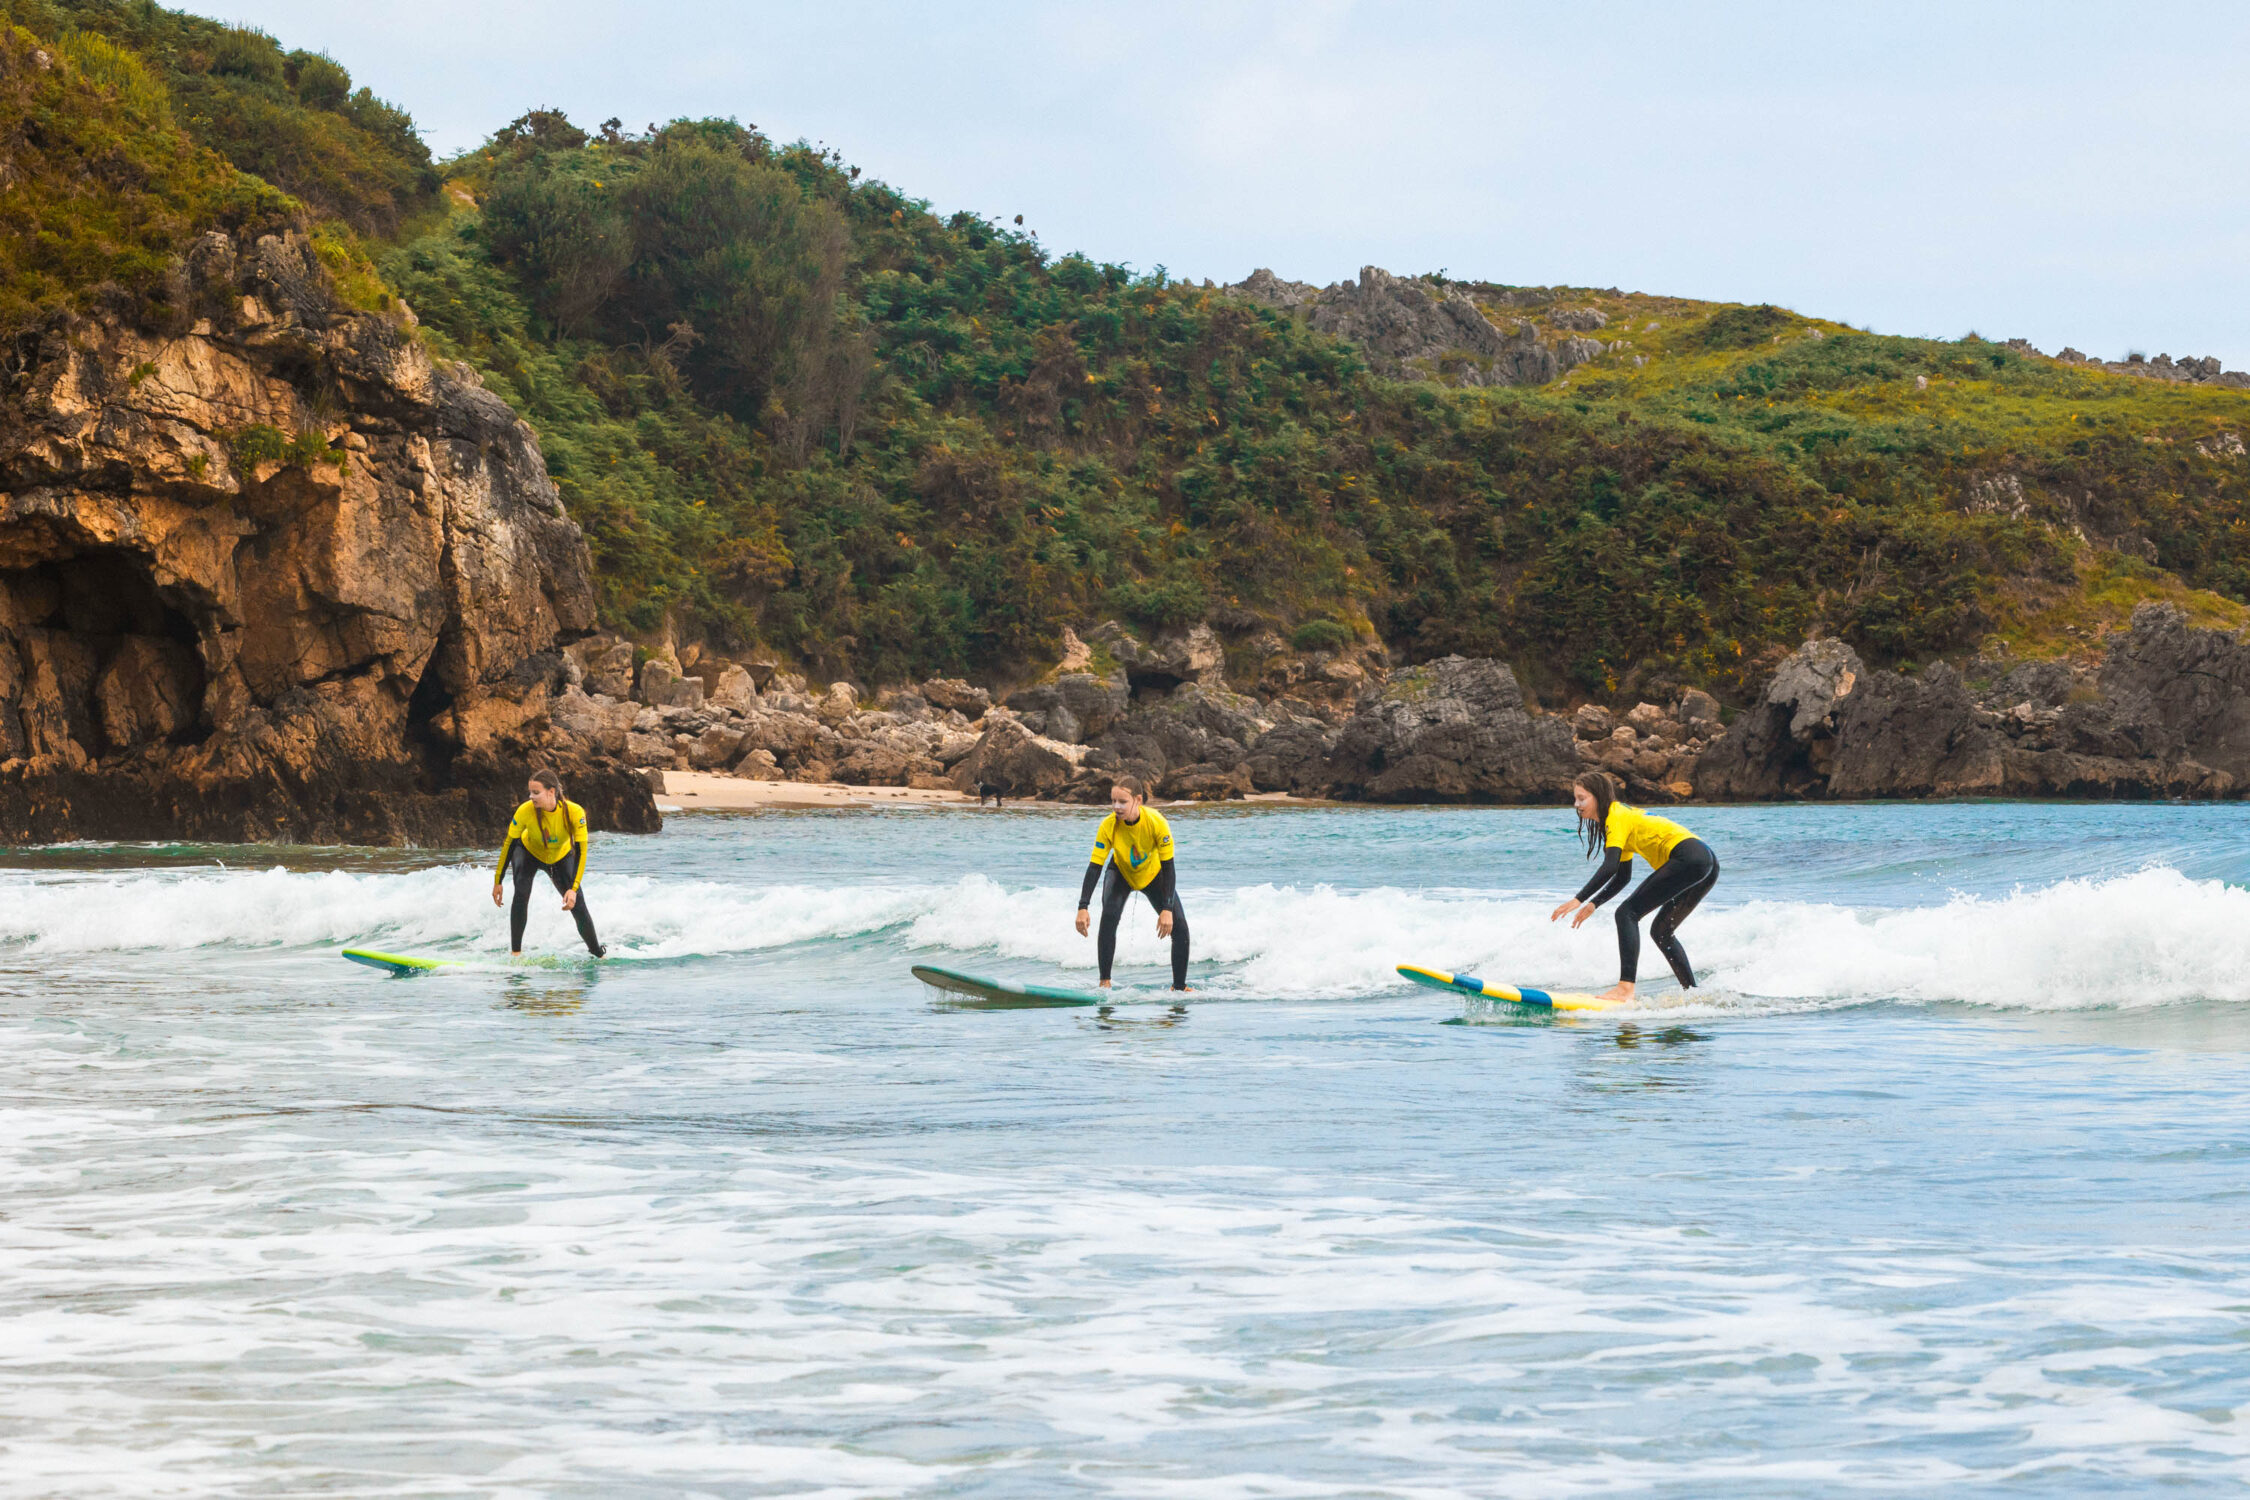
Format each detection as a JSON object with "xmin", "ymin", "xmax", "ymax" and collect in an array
[{"xmin": 654, "ymin": 771, "xmax": 1313, "ymax": 813}]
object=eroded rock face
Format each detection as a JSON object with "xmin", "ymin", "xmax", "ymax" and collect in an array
[
  {"xmin": 946, "ymin": 713, "xmax": 1086, "ymax": 799},
  {"xmin": 1826, "ymin": 665, "xmax": 2004, "ymax": 798},
  {"xmin": 1695, "ymin": 638, "xmax": 1864, "ymax": 799},
  {"xmin": 1324, "ymin": 656, "xmax": 1577, "ymax": 802},
  {"xmin": 1004, "ymin": 671, "xmax": 1130, "ymax": 746},
  {"xmin": 0, "ymin": 229, "xmax": 656, "ymax": 843},
  {"xmin": 1693, "ymin": 607, "xmax": 2250, "ymax": 801},
  {"xmin": 1228, "ymin": 266, "xmax": 1596, "ymax": 388}
]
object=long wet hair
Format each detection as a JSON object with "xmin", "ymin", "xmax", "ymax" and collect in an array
[
  {"xmin": 529, "ymin": 767, "xmax": 564, "ymax": 798},
  {"xmin": 1574, "ymin": 770, "xmax": 1620, "ymax": 858}
]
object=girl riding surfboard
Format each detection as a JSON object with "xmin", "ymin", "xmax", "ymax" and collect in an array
[{"xmin": 1549, "ymin": 770, "xmax": 1719, "ymax": 1005}]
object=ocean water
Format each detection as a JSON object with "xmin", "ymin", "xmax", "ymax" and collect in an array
[{"xmin": 3, "ymin": 801, "xmax": 2248, "ymax": 1497}]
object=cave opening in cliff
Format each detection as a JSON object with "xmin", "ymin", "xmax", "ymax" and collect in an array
[
  {"xmin": 1124, "ymin": 666, "xmax": 1186, "ymax": 700},
  {"xmin": 0, "ymin": 549, "xmax": 209, "ymax": 763},
  {"xmin": 404, "ymin": 638, "xmax": 457, "ymax": 784}
]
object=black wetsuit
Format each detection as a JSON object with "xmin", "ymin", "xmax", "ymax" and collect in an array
[
  {"xmin": 1574, "ymin": 837, "xmax": 1719, "ymax": 986},
  {"xmin": 1079, "ymin": 857, "xmax": 1191, "ymax": 990},
  {"xmin": 508, "ymin": 844, "xmax": 603, "ymax": 956}
]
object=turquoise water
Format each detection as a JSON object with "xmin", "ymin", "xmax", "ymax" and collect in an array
[{"xmin": 3, "ymin": 802, "xmax": 2249, "ymax": 1495}]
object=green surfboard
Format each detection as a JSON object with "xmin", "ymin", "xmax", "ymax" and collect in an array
[
  {"xmin": 910, "ymin": 964, "xmax": 1107, "ymax": 1009},
  {"xmin": 341, "ymin": 947, "xmax": 460, "ymax": 976}
]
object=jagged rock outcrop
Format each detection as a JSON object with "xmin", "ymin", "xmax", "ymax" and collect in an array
[
  {"xmin": 1085, "ymin": 619, "xmax": 1226, "ymax": 692},
  {"xmin": 946, "ymin": 712, "xmax": 1085, "ymax": 799},
  {"xmin": 1228, "ymin": 267, "xmax": 1600, "ymax": 387},
  {"xmin": 2045, "ymin": 343, "xmax": 2250, "ymax": 389},
  {"xmin": 553, "ymin": 597, "xmax": 2250, "ymax": 810},
  {"xmin": 1693, "ymin": 606, "xmax": 2250, "ymax": 800},
  {"xmin": 2096, "ymin": 603, "xmax": 2250, "ymax": 779},
  {"xmin": 1694, "ymin": 638, "xmax": 1864, "ymax": 798},
  {"xmin": 1091, "ymin": 683, "xmax": 1272, "ymax": 800},
  {"xmin": 1323, "ymin": 656, "xmax": 1576, "ymax": 801},
  {"xmin": 0, "ymin": 229, "xmax": 656, "ymax": 843},
  {"xmin": 1004, "ymin": 671, "xmax": 1130, "ymax": 745},
  {"xmin": 1826, "ymin": 665, "xmax": 2004, "ymax": 797}
]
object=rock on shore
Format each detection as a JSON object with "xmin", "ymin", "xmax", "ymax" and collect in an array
[
  {"xmin": 1693, "ymin": 604, "xmax": 2250, "ymax": 800},
  {"xmin": 556, "ymin": 622, "xmax": 1589, "ymax": 807},
  {"xmin": 557, "ymin": 602, "xmax": 2250, "ymax": 813}
]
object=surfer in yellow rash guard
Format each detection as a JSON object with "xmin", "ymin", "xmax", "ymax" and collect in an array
[
  {"xmin": 1073, "ymin": 775, "xmax": 1192, "ymax": 990},
  {"xmin": 1549, "ymin": 770, "xmax": 1718, "ymax": 1004},
  {"xmin": 490, "ymin": 768, "xmax": 606, "ymax": 958}
]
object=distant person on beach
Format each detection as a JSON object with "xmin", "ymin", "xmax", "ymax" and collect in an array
[
  {"xmin": 491, "ymin": 769, "xmax": 607, "ymax": 958},
  {"xmin": 1549, "ymin": 770, "xmax": 1718, "ymax": 1003},
  {"xmin": 1074, "ymin": 776, "xmax": 1191, "ymax": 990}
]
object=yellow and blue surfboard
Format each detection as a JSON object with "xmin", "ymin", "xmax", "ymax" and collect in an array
[{"xmin": 1397, "ymin": 964, "xmax": 1624, "ymax": 1012}]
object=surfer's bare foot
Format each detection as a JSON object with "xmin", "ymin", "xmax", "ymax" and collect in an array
[
  {"xmin": 1098, "ymin": 979, "xmax": 1113, "ymax": 989},
  {"xmin": 1594, "ymin": 981, "xmax": 1636, "ymax": 1004}
]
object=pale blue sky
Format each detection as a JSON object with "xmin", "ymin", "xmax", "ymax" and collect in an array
[{"xmin": 217, "ymin": 1, "xmax": 2250, "ymax": 365}]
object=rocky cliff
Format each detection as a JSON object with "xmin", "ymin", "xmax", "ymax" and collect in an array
[
  {"xmin": 1228, "ymin": 267, "xmax": 1612, "ymax": 387},
  {"xmin": 0, "ymin": 229, "xmax": 657, "ymax": 843},
  {"xmin": 1694, "ymin": 604, "xmax": 2250, "ymax": 801}
]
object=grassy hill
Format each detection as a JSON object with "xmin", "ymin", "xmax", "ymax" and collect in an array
[{"xmin": 10, "ymin": 0, "xmax": 2250, "ymax": 705}]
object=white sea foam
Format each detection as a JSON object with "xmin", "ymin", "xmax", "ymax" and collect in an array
[{"xmin": 3, "ymin": 863, "xmax": 2249, "ymax": 1010}]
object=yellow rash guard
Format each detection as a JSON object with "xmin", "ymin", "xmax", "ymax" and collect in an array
[
  {"xmin": 1605, "ymin": 802, "xmax": 1693, "ymax": 871},
  {"xmin": 1088, "ymin": 806, "xmax": 1175, "ymax": 892},
  {"xmin": 496, "ymin": 798, "xmax": 590, "ymax": 889}
]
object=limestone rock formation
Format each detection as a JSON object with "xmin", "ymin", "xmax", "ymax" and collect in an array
[
  {"xmin": 946, "ymin": 713, "xmax": 1086, "ymax": 799},
  {"xmin": 1693, "ymin": 606, "xmax": 2250, "ymax": 800},
  {"xmin": 1227, "ymin": 267, "xmax": 1605, "ymax": 388},
  {"xmin": 1826, "ymin": 665, "xmax": 2004, "ymax": 798},
  {"xmin": 1085, "ymin": 619, "xmax": 1226, "ymax": 692},
  {"xmin": 1695, "ymin": 638, "xmax": 1864, "ymax": 799},
  {"xmin": 0, "ymin": 229, "xmax": 656, "ymax": 843},
  {"xmin": 1004, "ymin": 671, "xmax": 1130, "ymax": 745},
  {"xmin": 1323, "ymin": 656, "xmax": 1577, "ymax": 802}
]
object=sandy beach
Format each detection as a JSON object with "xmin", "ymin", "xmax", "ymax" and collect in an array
[
  {"xmin": 654, "ymin": 771, "xmax": 1310, "ymax": 812},
  {"xmin": 655, "ymin": 771, "xmax": 973, "ymax": 811}
]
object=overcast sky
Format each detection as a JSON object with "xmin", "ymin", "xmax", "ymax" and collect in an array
[{"xmin": 214, "ymin": 1, "xmax": 2250, "ymax": 366}]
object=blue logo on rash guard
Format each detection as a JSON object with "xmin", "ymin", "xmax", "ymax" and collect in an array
[{"xmin": 1129, "ymin": 848, "xmax": 1145, "ymax": 865}]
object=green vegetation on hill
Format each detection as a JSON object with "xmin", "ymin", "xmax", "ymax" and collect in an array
[
  {"xmin": 7, "ymin": 0, "xmax": 434, "ymax": 233},
  {"xmin": 11, "ymin": 0, "xmax": 2250, "ymax": 702},
  {"xmin": 0, "ymin": 22, "xmax": 290, "ymax": 326}
]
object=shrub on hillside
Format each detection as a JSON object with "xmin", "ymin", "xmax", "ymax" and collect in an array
[
  {"xmin": 482, "ymin": 152, "xmax": 631, "ymax": 334},
  {"xmin": 619, "ymin": 128, "xmax": 849, "ymax": 418},
  {"xmin": 1290, "ymin": 619, "xmax": 1354, "ymax": 652}
]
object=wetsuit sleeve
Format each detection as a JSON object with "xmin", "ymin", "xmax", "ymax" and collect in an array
[
  {"xmin": 568, "ymin": 805, "xmax": 589, "ymax": 890},
  {"xmin": 1574, "ymin": 847, "xmax": 1630, "ymax": 905},
  {"xmin": 494, "ymin": 814, "xmax": 519, "ymax": 884},
  {"xmin": 1081, "ymin": 817, "xmax": 1113, "ymax": 907},
  {"xmin": 1144, "ymin": 857, "xmax": 1178, "ymax": 909}
]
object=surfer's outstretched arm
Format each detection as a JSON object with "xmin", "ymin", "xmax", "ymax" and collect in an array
[{"xmin": 1552, "ymin": 846, "xmax": 1631, "ymax": 928}]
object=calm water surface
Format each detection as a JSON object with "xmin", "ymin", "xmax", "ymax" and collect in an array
[{"xmin": 2, "ymin": 802, "xmax": 2248, "ymax": 1496}]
